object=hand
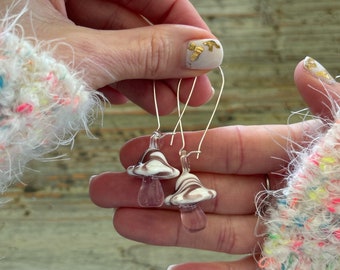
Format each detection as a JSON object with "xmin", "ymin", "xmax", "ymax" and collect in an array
[
  {"xmin": 89, "ymin": 57, "xmax": 340, "ymax": 270},
  {"xmin": 90, "ymin": 124, "xmax": 321, "ymax": 269},
  {"xmin": 4, "ymin": 0, "xmax": 221, "ymax": 114}
]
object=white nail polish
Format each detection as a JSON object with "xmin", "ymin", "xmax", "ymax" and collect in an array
[
  {"xmin": 303, "ymin": 56, "xmax": 335, "ymax": 85},
  {"xmin": 186, "ymin": 39, "xmax": 223, "ymax": 70}
]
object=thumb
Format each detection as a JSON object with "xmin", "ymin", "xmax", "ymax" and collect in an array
[
  {"xmin": 294, "ymin": 56, "xmax": 340, "ymax": 120},
  {"xmin": 73, "ymin": 24, "xmax": 223, "ymax": 88}
]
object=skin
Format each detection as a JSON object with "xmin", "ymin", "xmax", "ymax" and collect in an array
[
  {"xmin": 2, "ymin": 0, "xmax": 218, "ymax": 114},
  {"xmin": 89, "ymin": 60, "xmax": 340, "ymax": 270},
  {"xmin": 294, "ymin": 60, "xmax": 340, "ymax": 121},
  {"xmin": 5, "ymin": 1, "xmax": 339, "ymax": 269}
]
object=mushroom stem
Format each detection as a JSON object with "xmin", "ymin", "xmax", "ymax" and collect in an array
[
  {"xmin": 180, "ymin": 150, "xmax": 190, "ymax": 173},
  {"xmin": 179, "ymin": 204, "xmax": 207, "ymax": 232},
  {"xmin": 137, "ymin": 176, "xmax": 164, "ymax": 207}
]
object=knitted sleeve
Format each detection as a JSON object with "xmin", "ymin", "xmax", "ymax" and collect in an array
[{"xmin": 0, "ymin": 8, "xmax": 101, "ymax": 195}]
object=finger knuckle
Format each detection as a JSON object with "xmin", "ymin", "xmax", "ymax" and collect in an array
[
  {"xmin": 216, "ymin": 216, "xmax": 237, "ymax": 253},
  {"xmin": 140, "ymin": 29, "xmax": 171, "ymax": 77}
]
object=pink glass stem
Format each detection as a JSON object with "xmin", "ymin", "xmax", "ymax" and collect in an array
[
  {"xmin": 179, "ymin": 204, "xmax": 207, "ymax": 232},
  {"xmin": 137, "ymin": 176, "xmax": 164, "ymax": 207}
]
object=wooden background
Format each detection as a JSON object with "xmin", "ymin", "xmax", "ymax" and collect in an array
[{"xmin": 2, "ymin": 1, "xmax": 340, "ymax": 269}]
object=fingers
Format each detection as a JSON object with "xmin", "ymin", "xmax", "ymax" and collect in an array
[
  {"xmin": 14, "ymin": 0, "xmax": 220, "ymax": 111},
  {"xmin": 294, "ymin": 56, "xmax": 340, "ymax": 120},
  {"xmin": 86, "ymin": 24, "xmax": 221, "ymax": 82},
  {"xmin": 65, "ymin": 0, "xmax": 149, "ymax": 29},
  {"xmin": 89, "ymin": 171, "xmax": 267, "ymax": 214},
  {"xmin": 167, "ymin": 256, "xmax": 256, "ymax": 270},
  {"xmin": 119, "ymin": 122, "xmax": 322, "ymax": 175},
  {"xmin": 78, "ymin": 23, "xmax": 219, "ymax": 110},
  {"xmin": 64, "ymin": 1, "xmax": 221, "ymax": 84},
  {"xmin": 109, "ymin": 0, "xmax": 210, "ymax": 29},
  {"xmin": 113, "ymin": 208, "xmax": 260, "ymax": 254},
  {"xmin": 70, "ymin": 23, "xmax": 216, "ymax": 112},
  {"xmin": 15, "ymin": 1, "xmax": 219, "ymax": 95},
  {"xmin": 98, "ymin": 85, "xmax": 128, "ymax": 104},
  {"xmin": 65, "ymin": 0, "xmax": 209, "ymax": 30},
  {"xmin": 55, "ymin": 23, "xmax": 220, "ymax": 104},
  {"xmin": 49, "ymin": 0, "xmax": 67, "ymax": 17}
]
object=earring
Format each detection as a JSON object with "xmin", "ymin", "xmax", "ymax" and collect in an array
[
  {"xmin": 127, "ymin": 81, "xmax": 179, "ymax": 207},
  {"xmin": 164, "ymin": 149, "xmax": 216, "ymax": 232},
  {"xmin": 165, "ymin": 67, "xmax": 225, "ymax": 232}
]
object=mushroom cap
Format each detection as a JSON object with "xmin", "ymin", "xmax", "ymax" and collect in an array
[
  {"xmin": 127, "ymin": 150, "xmax": 179, "ymax": 179},
  {"xmin": 164, "ymin": 171, "xmax": 216, "ymax": 205}
]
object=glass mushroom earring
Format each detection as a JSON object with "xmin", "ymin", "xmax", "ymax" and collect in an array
[
  {"xmin": 164, "ymin": 149, "xmax": 217, "ymax": 232},
  {"xmin": 165, "ymin": 67, "xmax": 225, "ymax": 232},
  {"xmin": 127, "ymin": 81, "xmax": 180, "ymax": 207}
]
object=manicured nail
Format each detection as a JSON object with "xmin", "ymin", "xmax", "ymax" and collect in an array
[
  {"xmin": 186, "ymin": 39, "xmax": 223, "ymax": 70},
  {"xmin": 303, "ymin": 56, "xmax": 335, "ymax": 84},
  {"xmin": 209, "ymin": 86, "xmax": 216, "ymax": 99},
  {"xmin": 89, "ymin": 175, "xmax": 98, "ymax": 184}
]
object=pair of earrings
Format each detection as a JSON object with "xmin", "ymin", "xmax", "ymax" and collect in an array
[{"xmin": 127, "ymin": 68, "xmax": 225, "ymax": 232}]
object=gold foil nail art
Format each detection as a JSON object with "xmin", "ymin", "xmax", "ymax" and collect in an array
[
  {"xmin": 188, "ymin": 42, "xmax": 204, "ymax": 62},
  {"xmin": 188, "ymin": 40, "xmax": 221, "ymax": 62},
  {"xmin": 186, "ymin": 39, "xmax": 223, "ymax": 69},
  {"xmin": 304, "ymin": 56, "xmax": 335, "ymax": 84},
  {"xmin": 203, "ymin": 40, "xmax": 221, "ymax": 52}
]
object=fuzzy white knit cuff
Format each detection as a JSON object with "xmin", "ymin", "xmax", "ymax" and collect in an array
[{"xmin": 0, "ymin": 22, "xmax": 100, "ymax": 194}]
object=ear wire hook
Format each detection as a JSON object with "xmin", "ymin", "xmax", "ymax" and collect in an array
[
  {"xmin": 174, "ymin": 79, "xmax": 200, "ymax": 160},
  {"xmin": 196, "ymin": 66, "xmax": 225, "ymax": 158},
  {"xmin": 170, "ymin": 77, "xmax": 198, "ymax": 150},
  {"xmin": 153, "ymin": 80, "xmax": 172, "ymax": 140},
  {"xmin": 153, "ymin": 80, "xmax": 161, "ymax": 132},
  {"xmin": 176, "ymin": 79, "xmax": 185, "ymax": 154},
  {"xmin": 170, "ymin": 66, "xmax": 225, "ymax": 158},
  {"xmin": 173, "ymin": 78, "xmax": 195, "ymax": 155}
]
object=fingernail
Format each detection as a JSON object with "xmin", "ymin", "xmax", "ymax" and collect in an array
[
  {"xmin": 303, "ymin": 56, "xmax": 335, "ymax": 84},
  {"xmin": 166, "ymin": 264, "xmax": 178, "ymax": 270},
  {"xmin": 89, "ymin": 175, "xmax": 98, "ymax": 184},
  {"xmin": 186, "ymin": 39, "xmax": 223, "ymax": 70},
  {"xmin": 206, "ymin": 86, "xmax": 215, "ymax": 102}
]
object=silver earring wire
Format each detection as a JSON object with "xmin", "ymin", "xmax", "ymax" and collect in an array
[
  {"xmin": 176, "ymin": 79, "xmax": 187, "ymax": 155},
  {"xmin": 171, "ymin": 66, "xmax": 225, "ymax": 158},
  {"xmin": 153, "ymin": 80, "xmax": 161, "ymax": 132},
  {"xmin": 170, "ymin": 77, "xmax": 198, "ymax": 146},
  {"xmin": 196, "ymin": 66, "xmax": 225, "ymax": 158}
]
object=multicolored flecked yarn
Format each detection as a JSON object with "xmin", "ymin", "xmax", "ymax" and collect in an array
[
  {"xmin": 259, "ymin": 118, "xmax": 340, "ymax": 269},
  {"xmin": 0, "ymin": 8, "xmax": 100, "ymax": 195}
]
